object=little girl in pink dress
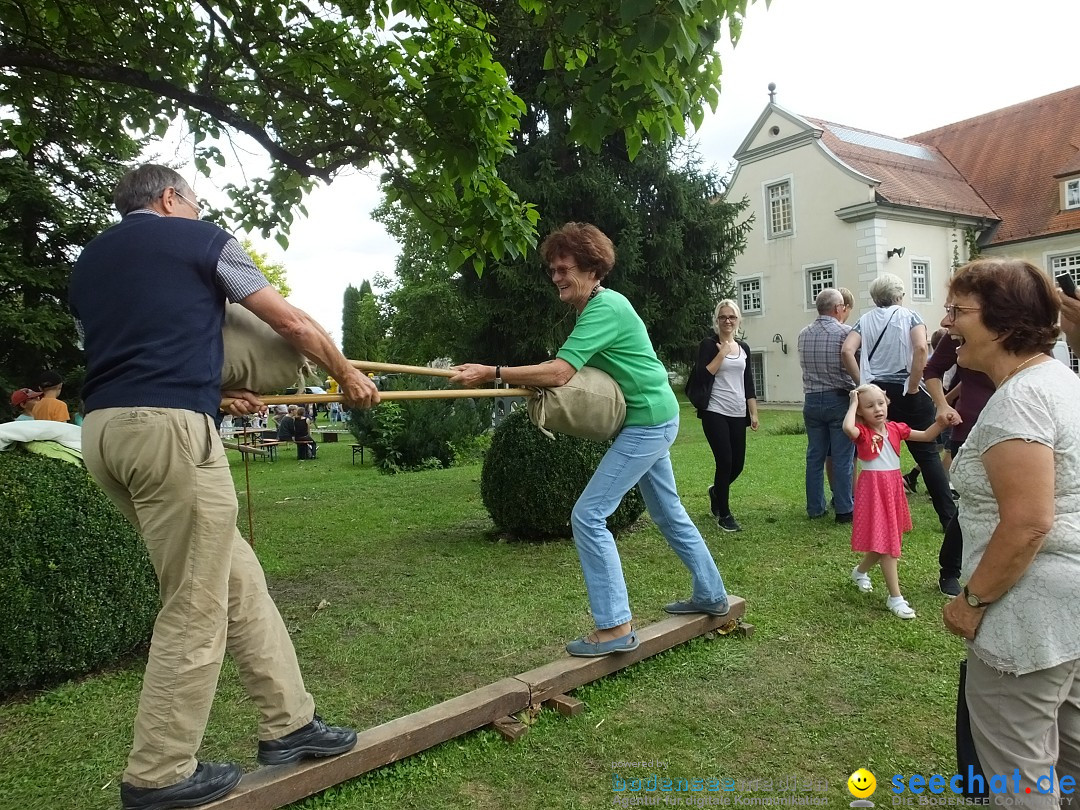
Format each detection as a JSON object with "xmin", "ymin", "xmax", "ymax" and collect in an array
[{"xmin": 843, "ymin": 384, "xmax": 943, "ymax": 619}]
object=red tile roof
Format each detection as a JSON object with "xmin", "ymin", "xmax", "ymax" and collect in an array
[
  {"xmin": 911, "ymin": 85, "xmax": 1080, "ymax": 245},
  {"xmin": 805, "ymin": 117, "xmax": 998, "ymax": 220}
]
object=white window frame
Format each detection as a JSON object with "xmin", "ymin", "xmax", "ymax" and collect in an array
[
  {"xmin": 1049, "ymin": 251, "xmax": 1080, "ymax": 285},
  {"xmin": 1066, "ymin": 179, "xmax": 1080, "ymax": 210},
  {"xmin": 749, "ymin": 351, "xmax": 766, "ymax": 402},
  {"xmin": 803, "ymin": 262, "xmax": 835, "ymax": 308},
  {"xmin": 762, "ymin": 176, "xmax": 794, "ymax": 239},
  {"xmin": 736, "ymin": 275, "xmax": 763, "ymax": 315},
  {"xmin": 910, "ymin": 259, "xmax": 930, "ymax": 301}
]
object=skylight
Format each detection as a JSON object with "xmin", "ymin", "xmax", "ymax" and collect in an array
[{"xmin": 829, "ymin": 125, "xmax": 935, "ymax": 161}]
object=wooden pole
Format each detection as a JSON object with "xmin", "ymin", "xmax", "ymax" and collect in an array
[
  {"xmin": 348, "ymin": 360, "xmax": 456, "ymax": 378},
  {"xmin": 221, "ymin": 440, "xmax": 269, "ymax": 455},
  {"xmin": 222, "ymin": 388, "xmax": 533, "ymax": 410}
]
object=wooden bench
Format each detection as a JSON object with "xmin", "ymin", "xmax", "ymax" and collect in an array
[
  {"xmin": 224, "ymin": 441, "xmax": 271, "ymax": 461},
  {"xmin": 255, "ymin": 440, "xmax": 281, "ymax": 461}
]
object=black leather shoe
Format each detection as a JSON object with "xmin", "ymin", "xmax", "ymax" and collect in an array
[
  {"xmin": 257, "ymin": 715, "xmax": 358, "ymax": 766},
  {"xmin": 121, "ymin": 762, "xmax": 242, "ymax": 810},
  {"xmin": 835, "ymin": 512, "xmax": 853, "ymax": 524}
]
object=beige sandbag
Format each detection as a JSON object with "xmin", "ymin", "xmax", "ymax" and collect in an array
[
  {"xmin": 527, "ymin": 366, "xmax": 626, "ymax": 441},
  {"xmin": 221, "ymin": 303, "xmax": 309, "ymax": 393}
]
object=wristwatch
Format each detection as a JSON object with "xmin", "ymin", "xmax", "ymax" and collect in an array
[
  {"xmin": 494, "ymin": 365, "xmax": 502, "ymax": 384},
  {"xmin": 963, "ymin": 586, "xmax": 993, "ymax": 608}
]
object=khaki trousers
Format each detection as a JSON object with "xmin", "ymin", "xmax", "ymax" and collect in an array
[
  {"xmin": 83, "ymin": 408, "xmax": 314, "ymax": 788},
  {"xmin": 966, "ymin": 653, "xmax": 1080, "ymax": 809}
]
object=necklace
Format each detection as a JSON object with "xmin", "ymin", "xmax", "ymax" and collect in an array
[
  {"xmin": 997, "ymin": 353, "xmax": 1044, "ymax": 387},
  {"xmin": 588, "ymin": 284, "xmax": 602, "ymax": 300}
]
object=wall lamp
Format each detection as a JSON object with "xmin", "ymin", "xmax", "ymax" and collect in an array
[
  {"xmin": 886, "ymin": 246, "xmax": 906, "ymax": 259},
  {"xmin": 772, "ymin": 333, "xmax": 787, "ymax": 354}
]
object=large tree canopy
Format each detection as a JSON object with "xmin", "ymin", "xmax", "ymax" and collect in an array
[
  {"xmin": 372, "ymin": 0, "xmax": 753, "ymax": 368},
  {"xmin": 377, "ymin": 138, "xmax": 751, "ymax": 368},
  {"xmin": 0, "ymin": 70, "xmax": 141, "ymax": 398},
  {"xmin": 1, "ymin": 0, "xmax": 755, "ymax": 266}
]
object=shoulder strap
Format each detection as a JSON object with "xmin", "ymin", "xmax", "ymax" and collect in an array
[{"xmin": 867, "ymin": 308, "xmax": 899, "ymax": 362}]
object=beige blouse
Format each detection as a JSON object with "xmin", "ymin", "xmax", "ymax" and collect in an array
[{"xmin": 953, "ymin": 360, "xmax": 1080, "ymax": 675}]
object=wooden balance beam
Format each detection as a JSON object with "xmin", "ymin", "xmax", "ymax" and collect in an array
[{"xmin": 203, "ymin": 598, "xmax": 746, "ymax": 809}]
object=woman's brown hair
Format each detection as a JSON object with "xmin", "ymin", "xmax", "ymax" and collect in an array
[
  {"xmin": 538, "ymin": 223, "xmax": 616, "ymax": 281},
  {"xmin": 948, "ymin": 258, "xmax": 1059, "ymax": 354}
]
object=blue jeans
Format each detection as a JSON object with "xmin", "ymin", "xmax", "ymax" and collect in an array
[
  {"xmin": 803, "ymin": 391, "xmax": 854, "ymax": 517},
  {"xmin": 570, "ymin": 416, "xmax": 728, "ymax": 629}
]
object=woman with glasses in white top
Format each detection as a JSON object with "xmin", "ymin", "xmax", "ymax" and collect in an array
[{"xmin": 687, "ymin": 299, "xmax": 759, "ymax": 532}]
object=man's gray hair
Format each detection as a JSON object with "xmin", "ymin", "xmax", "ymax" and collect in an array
[
  {"xmin": 869, "ymin": 273, "xmax": 905, "ymax": 307},
  {"xmin": 815, "ymin": 288, "xmax": 844, "ymax": 315},
  {"xmin": 113, "ymin": 164, "xmax": 191, "ymax": 216}
]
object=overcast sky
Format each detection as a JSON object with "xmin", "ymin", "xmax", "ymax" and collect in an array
[{"xmin": 192, "ymin": 0, "xmax": 1079, "ymax": 340}]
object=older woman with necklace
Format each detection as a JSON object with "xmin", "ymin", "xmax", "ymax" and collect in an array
[
  {"xmin": 941, "ymin": 258, "xmax": 1080, "ymax": 809},
  {"xmin": 451, "ymin": 223, "xmax": 730, "ymax": 657}
]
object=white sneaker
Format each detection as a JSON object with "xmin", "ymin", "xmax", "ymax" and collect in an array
[
  {"xmin": 887, "ymin": 596, "xmax": 916, "ymax": 620},
  {"xmin": 851, "ymin": 567, "xmax": 873, "ymax": 593}
]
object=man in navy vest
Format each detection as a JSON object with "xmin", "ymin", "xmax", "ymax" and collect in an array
[{"xmin": 70, "ymin": 164, "xmax": 380, "ymax": 810}]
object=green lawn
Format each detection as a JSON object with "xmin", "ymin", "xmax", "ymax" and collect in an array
[{"xmin": 0, "ymin": 403, "xmax": 965, "ymax": 810}]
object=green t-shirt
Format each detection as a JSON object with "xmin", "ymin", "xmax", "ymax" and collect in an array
[{"xmin": 556, "ymin": 290, "xmax": 677, "ymax": 426}]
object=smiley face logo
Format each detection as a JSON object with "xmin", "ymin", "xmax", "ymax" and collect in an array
[{"xmin": 847, "ymin": 768, "xmax": 877, "ymax": 799}]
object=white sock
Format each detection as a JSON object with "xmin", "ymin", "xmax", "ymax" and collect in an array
[{"xmin": 886, "ymin": 594, "xmax": 906, "ymax": 606}]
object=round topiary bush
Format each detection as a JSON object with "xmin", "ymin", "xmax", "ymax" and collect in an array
[
  {"xmin": 0, "ymin": 449, "xmax": 158, "ymax": 695},
  {"xmin": 481, "ymin": 409, "xmax": 646, "ymax": 539}
]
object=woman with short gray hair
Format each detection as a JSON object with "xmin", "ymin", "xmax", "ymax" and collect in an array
[
  {"xmin": 868, "ymin": 273, "xmax": 906, "ymax": 308},
  {"xmin": 841, "ymin": 274, "xmax": 956, "ymax": 534}
]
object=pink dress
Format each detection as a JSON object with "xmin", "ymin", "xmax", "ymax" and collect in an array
[{"xmin": 851, "ymin": 421, "xmax": 912, "ymax": 557}]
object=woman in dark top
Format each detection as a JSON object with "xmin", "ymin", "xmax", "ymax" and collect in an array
[
  {"xmin": 291, "ymin": 406, "xmax": 317, "ymax": 459},
  {"xmin": 689, "ymin": 299, "xmax": 758, "ymax": 532},
  {"xmin": 275, "ymin": 405, "xmax": 295, "ymax": 441}
]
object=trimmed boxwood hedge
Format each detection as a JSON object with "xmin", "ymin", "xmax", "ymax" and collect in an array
[
  {"xmin": 481, "ymin": 409, "xmax": 645, "ymax": 539},
  {"xmin": 0, "ymin": 449, "xmax": 158, "ymax": 695}
]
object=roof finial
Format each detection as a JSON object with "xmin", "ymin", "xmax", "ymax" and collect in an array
[{"xmin": 768, "ymin": 82, "xmax": 777, "ymax": 104}]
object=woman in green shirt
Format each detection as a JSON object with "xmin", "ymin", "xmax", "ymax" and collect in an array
[{"xmin": 451, "ymin": 223, "xmax": 729, "ymax": 657}]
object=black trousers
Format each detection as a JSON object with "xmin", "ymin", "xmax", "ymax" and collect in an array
[
  {"xmin": 701, "ymin": 412, "xmax": 747, "ymax": 517},
  {"xmin": 939, "ymin": 438, "xmax": 967, "ymax": 580}
]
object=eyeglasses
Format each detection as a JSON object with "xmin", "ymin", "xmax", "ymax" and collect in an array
[
  {"xmin": 548, "ymin": 264, "xmax": 578, "ymax": 276},
  {"xmin": 943, "ymin": 304, "xmax": 981, "ymax": 319},
  {"xmin": 170, "ymin": 188, "xmax": 202, "ymax": 217},
  {"xmin": 718, "ymin": 315, "xmax": 739, "ymax": 322}
]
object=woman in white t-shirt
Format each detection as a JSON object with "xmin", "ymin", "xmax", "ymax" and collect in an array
[
  {"xmin": 689, "ymin": 299, "xmax": 759, "ymax": 532},
  {"xmin": 941, "ymin": 258, "xmax": 1080, "ymax": 807}
]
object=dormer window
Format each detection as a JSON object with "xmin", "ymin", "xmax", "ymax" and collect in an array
[{"xmin": 1067, "ymin": 179, "xmax": 1080, "ymax": 210}]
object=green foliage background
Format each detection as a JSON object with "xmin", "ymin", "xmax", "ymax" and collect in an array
[
  {"xmin": 348, "ymin": 374, "xmax": 493, "ymax": 473},
  {"xmin": 374, "ymin": 0, "xmax": 753, "ymax": 370}
]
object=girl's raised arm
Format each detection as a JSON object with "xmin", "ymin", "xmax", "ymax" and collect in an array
[{"xmin": 843, "ymin": 390, "xmax": 860, "ymax": 440}]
